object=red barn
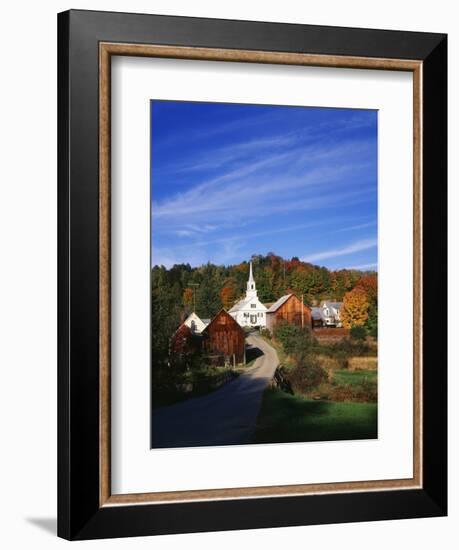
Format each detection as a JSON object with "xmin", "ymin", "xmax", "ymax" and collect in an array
[
  {"xmin": 203, "ymin": 309, "xmax": 246, "ymax": 364},
  {"xmin": 170, "ymin": 323, "xmax": 199, "ymax": 355},
  {"xmin": 265, "ymin": 293, "xmax": 312, "ymax": 332}
]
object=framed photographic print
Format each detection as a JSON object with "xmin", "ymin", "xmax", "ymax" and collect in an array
[{"xmin": 58, "ymin": 9, "xmax": 447, "ymax": 540}]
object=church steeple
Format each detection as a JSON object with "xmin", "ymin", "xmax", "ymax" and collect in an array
[{"xmin": 246, "ymin": 261, "xmax": 257, "ymax": 297}]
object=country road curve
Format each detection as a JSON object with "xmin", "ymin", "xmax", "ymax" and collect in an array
[{"xmin": 151, "ymin": 333, "xmax": 279, "ymax": 448}]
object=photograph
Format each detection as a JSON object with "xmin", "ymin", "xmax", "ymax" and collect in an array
[{"xmin": 150, "ymin": 100, "xmax": 378, "ymax": 448}]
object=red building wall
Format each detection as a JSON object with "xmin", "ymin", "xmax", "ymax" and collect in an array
[
  {"xmin": 266, "ymin": 294, "xmax": 312, "ymax": 331},
  {"xmin": 203, "ymin": 309, "xmax": 245, "ymax": 364}
]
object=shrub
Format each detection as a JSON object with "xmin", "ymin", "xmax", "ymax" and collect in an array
[
  {"xmin": 335, "ymin": 350, "xmax": 350, "ymax": 369},
  {"xmin": 288, "ymin": 353, "xmax": 328, "ymax": 393},
  {"xmin": 331, "ymin": 337, "xmax": 373, "ymax": 357},
  {"xmin": 259, "ymin": 328, "xmax": 272, "ymax": 339},
  {"xmin": 365, "ymin": 303, "xmax": 378, "ymax": 338},
  {"xmin": 350, "ymin": 326, "xmax": 367, "ymax": 341},
  {"xmin": 273, "ymin": 322, "xmax": 315, "ymax": 358}
]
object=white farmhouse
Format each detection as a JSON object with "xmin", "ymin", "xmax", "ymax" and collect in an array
[
  {"xmin": 320, "ymin": 301, "xmax": 343, "ymax": 327},
  {"xmin": 229, "ymin": 262, "xmax": 267, "ymax": 328},
  {"xmin": 183, "ymin": 312, "xmax": 210, "ymax": 334}
]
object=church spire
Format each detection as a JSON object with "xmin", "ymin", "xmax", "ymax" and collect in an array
[
  {"xmin": 248, "ymin": 261, "xmax": 254, "ymax": 283},
  {"xmin": 246, "ymin": 261, "xmax": 257, "ymax": 297}
]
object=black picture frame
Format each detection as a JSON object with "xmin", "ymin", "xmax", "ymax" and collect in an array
[{"xmin": 58, "ymin": 9, "xmax": 447, "ymax": 540}]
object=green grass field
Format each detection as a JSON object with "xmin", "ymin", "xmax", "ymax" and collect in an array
[
  {"xmin": 332, "ymin": 369, "xmax": 377, "ymax": 387},
  {"xmin": 252, "ymin": 387, "xmax": 378, "ymax": 444}
]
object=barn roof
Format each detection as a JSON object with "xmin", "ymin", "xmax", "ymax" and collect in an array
[
  {"xmin": 171, "ymin": 322, "xmax": 193, "ymax": 340},
  {"xmin": 266, "ymin": 294, "xmax": 293, "ymax": 313},
  {"xmin": 203, "ymin": 309, "xmax": 245, "ymax": 334}
]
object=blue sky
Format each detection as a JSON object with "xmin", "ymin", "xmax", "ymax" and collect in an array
[{"xmin": 151, "ymin": 100, "xmax": 377, "ymax": 271}]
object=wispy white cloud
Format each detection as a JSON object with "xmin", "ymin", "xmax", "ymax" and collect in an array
[
  {"xmin": 302, "ymin": 238, "xmax": 377, "ymax": 263},
  {"xmin": 171, "ymin": 135, "xmax": 298, "ymax": 174},
  {"xmin": 165, "ymin": 224, "xmax": 219, "ymax": 238},
  {"xmin": 344, "ymin": 262, "xmax": 378, "ymax": 271},
  {"xmin": 335, "ymin": 221, "xmax": 377, "ymax": 233},
  {"xmin": 184, "ymin": 224, "xmax": 217, "ymax": 233},
  {"xmin": 152, "ymin": 238, "xmax": 246, "ymax": 268},
  {"xmin": 157, "ymin": 220, "xmax": 330, "ymax": 253},
  {"xmin": 152, "ymin": 140, "xmax": 374, "ymax": 224}
]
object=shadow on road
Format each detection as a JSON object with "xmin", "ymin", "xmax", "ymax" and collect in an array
[{"xmin": 245, "ymin": 344, "xmax": 264, "ymax": 363}]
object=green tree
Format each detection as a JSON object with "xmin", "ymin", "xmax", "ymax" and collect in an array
[
  {"xmin": 365, "ymin": 303, "xmax": 378, "ymax": 337},
  {"xmin": 151, "ymin": 267, "xmax": 181, "ymax": 369},
  {"xmin": 195, "ymin": 264, "xmax": 222, "ymax": 318},
  {"xmin": 350, "ymin": 325, "xmax": 367, "ymax": 340}
]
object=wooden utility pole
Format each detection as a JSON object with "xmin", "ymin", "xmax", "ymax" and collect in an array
[{"xmin": 189, "ymin": 283, "xmax": 199, "ymax": 312}]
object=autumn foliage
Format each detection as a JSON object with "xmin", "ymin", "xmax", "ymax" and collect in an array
[
  {"xmin": 183, "ymin": 287, "xmax": 194, "ymax": 307},
  {"xmin": 356, "ymin": 274, "xmax": 378, "ymax": 304},
  {"xmin": 220, "ymin": 286, "xmax": 236, "ymax": 309},
  {"xmin": 341, "ymin": 287, "xmax": 370, "ymax": 328}
]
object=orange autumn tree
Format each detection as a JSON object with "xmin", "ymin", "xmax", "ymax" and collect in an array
[
  {"xmin": 220, "ymin": 286, "xmax": 236, "ymax": 309},
  {"xmin": 356, "ymin": 274, "xmax": 378, "ymax": 304},
  {"xmin": 183, "ymin": 287, "xmax": 194, "ymax": 308},
  {"xmin": 341, "ymin": 287, "xmax": 370, "ymax": 328}
]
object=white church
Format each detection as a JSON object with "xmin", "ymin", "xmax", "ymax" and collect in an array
[{"xmin": 229, "ymin": 262, "xmax": 267, "ymax": 328}]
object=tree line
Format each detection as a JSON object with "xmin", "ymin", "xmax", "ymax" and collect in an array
[{"xmin": 151, "ymin": 253, "xmax": 377, "ymax": 368}]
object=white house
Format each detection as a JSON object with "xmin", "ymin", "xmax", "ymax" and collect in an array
[
  {"xmin": 183, "ymin": 312, "xmax": 210, "ymax": 334},
  {"xmin": 320, "ymin": 301, "xmax": 343, "ymax": 327},
  {"xmin": 229, "ymin": 262, "xmax": 267, "ymax": 328}
]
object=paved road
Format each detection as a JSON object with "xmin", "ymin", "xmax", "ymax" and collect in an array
[{"xmin": 151, "ymin": 333, "xmax": 279, "ymax": 448}]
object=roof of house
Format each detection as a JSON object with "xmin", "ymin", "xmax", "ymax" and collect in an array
[
  {"xmin": 183, "ymin": 311, "xmax": 210, "ymax": 331},
  {"xmin": 311, "ymin": 306, "xmax": 324, "ymax": 320},
  {"xmin": 229, "ymin": 296, "xmax": 267, "ymax": 312},
  {"xmin": 322, "ymin": 301, "xmax": 343, "ymax": 310},
  {"xmin": 266, "ymin": 294, "xmax": 293, "ymax": 313},
  {"xmin": 184, "ymin": 311, "xmax": 204, "ymax": 323}
]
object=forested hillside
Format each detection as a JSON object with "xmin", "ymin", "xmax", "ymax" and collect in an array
[{"xmin": 151, "ymin": 253, "xmax": 377, "ymax": 367}]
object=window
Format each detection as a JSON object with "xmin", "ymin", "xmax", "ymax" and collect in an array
[{"xmin": 251, "ymin": 304, "xmax": 256, "ymax": 308}]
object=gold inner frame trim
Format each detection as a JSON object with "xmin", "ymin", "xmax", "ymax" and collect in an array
[{"xmin": 99, "ymin": 42, "xmax": 423, "ymax": 507}]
